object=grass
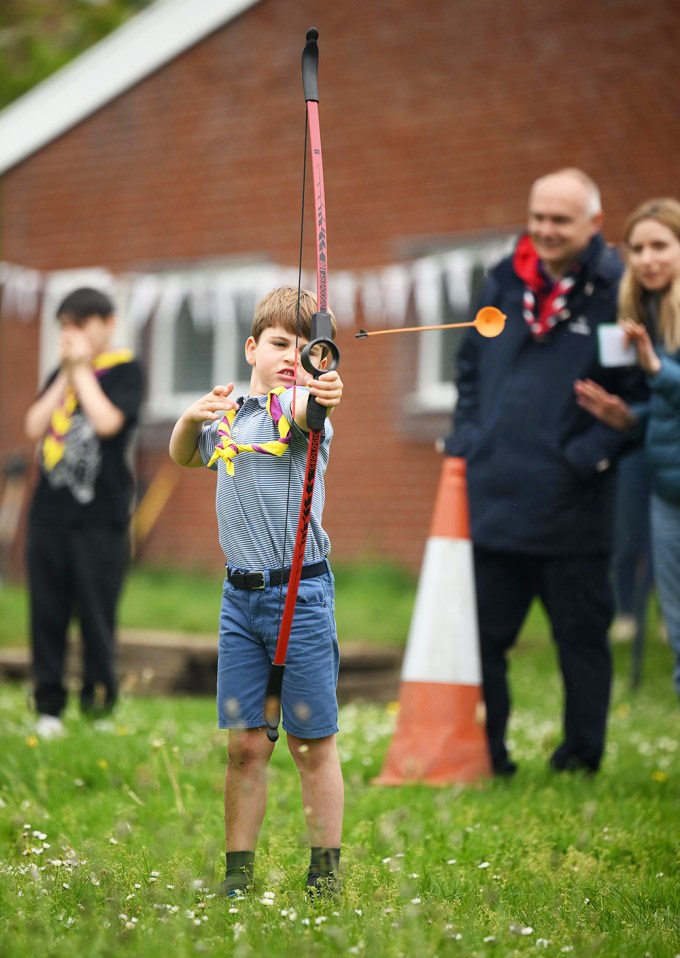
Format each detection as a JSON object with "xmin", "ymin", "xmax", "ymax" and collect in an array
[
  {"xmin": 0, "ymin": 609, "xmax": 678, "ymax": 957},
  {"xmin": 0, "ymin": 561, "xmax": 417, "ymax": 649}
]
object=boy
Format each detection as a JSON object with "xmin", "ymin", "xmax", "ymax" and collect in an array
[
  {"xmin": 24, "ymin": 287, "xmax": 143, "ymax": 738},
  {"xmin": 169, "ymin": 286, "xmax": 344, "ymax": 897}
]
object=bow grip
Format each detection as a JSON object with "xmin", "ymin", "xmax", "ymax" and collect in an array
[{"xmin": 300, "ymin": 310, "xmax": 340, "ymax": 432}]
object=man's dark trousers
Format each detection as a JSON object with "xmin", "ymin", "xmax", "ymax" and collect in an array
[{"xmin": 474, "ymin": 546, "xmax": 614, "ymax": 773}]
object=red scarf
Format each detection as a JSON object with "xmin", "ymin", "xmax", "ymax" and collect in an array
[{"xmin": 513, "ymin": 234, "xmax": 579, "ymax": 340}]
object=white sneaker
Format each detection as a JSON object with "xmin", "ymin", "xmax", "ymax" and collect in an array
[
  {"xmin": 610, "ymin": 615, "xmax": 637, "ymax": 644},
  {"xmin": 36, "ymin": 715, "xmax": 65, "ymax": 739}
]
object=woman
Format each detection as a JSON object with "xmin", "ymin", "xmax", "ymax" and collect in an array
[{"xmin": 575, "ymin": 197, "xmax": 680, "ymax": 700}]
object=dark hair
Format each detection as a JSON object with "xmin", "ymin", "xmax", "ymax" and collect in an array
[{"xmin": 56, "ymin": 287, "xmax": 114, "ymax": 323}]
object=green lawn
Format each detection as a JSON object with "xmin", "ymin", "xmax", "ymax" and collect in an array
[{"xmin": 0, "ymin": 606, "xmax": 678, "ymax": 957}]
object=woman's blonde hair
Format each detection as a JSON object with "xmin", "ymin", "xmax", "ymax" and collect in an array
[
  {"xmin": 618, "ymin": 197, "xmax": 680, "ymax": 352},
  {"xmin": 251, "ymin": 285, "xmax": 337, "ymax": 344}
]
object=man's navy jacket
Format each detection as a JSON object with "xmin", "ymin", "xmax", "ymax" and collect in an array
[{"xmin": 445, "ymin": 233, "xmax": 647, "ymax": 556}]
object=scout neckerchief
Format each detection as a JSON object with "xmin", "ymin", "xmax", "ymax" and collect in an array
[
  {"xmin": 41, "ymin": 348, "xmax": 134, "ymax": 472},
  {"xmin": 513, "ymin": 233, "xmax": 580, "ymax": 341},
  {"xmin": 206, "ymin": 387, "xmax": 291, "ymax": 475}
]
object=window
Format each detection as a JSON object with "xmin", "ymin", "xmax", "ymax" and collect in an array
[
  {"xmin": 143, "ymin": 270, "xmax": 266, "ymax": 422},
  {"xmin": 172, "ymin": 299, "xmax": 215, "ymax": 393},
  {"xmin": 412, "ymin": 235, "xmax": 514, "ymax": 413}
]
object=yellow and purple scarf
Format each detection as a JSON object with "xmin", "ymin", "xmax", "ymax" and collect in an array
[
  {"xmin": 206, "ymin": 387, "xmax": 291, "ymax": 475},
  {"xmin": 41, "ymin": 349, "xmax": 134, "ymax": 472}
]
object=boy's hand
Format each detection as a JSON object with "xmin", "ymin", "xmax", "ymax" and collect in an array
[
  {"xmin": 59, "ymin": 327, "xmax": 95, "ymax": 368},
  {"xmin": 303, "ymin": 370, "xmax": 343, "ymax": 408},
  {"xmin": 183, "ymin": 384, "xmax": 237, "ymax": 422},
  {"xmin": 619, "ymin": 319, "xmax": 661, "ymax": 376},
  {"xmin": 170, "ymin": 385, "xmax": 237, "ymax": 467}
]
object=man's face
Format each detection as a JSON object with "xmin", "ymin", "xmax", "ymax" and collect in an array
[{"xmin": 527, "ymin": 175, "xmax": 603, "ymax": 277}]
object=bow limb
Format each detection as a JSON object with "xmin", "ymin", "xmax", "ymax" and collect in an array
[{"xmin": 264, "ymin": 27, "xmax": 340, "ymax": 743}]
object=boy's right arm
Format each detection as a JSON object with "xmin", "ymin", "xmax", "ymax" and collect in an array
[{"xmin": 169, "ymin": 384, "xmax": 236, "ymax": 468}]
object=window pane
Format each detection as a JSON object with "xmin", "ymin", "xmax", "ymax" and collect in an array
[
  {"xmin": 234, "ymin": 294, "xmax": 254, "ymax": 384},
  {"xmin": 448, "ymin": 263, "xmax": 487, "ymax": 384},
  {"xmin": 439, "ymin": 273, "xmax": 466, "ymax": 385},
  {"xmin": 173, "ymin": 299, "xmax": 214, "ymax": 392}
]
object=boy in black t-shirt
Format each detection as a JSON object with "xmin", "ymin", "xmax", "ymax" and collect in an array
[{"xmin": 25, "ymin": 288, "xmax": 143, "ymax": 738}]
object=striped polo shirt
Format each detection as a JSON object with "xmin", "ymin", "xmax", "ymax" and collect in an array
[{"xmin": 198, "ymin": 388, "xmax": 333, "ymax": 570}]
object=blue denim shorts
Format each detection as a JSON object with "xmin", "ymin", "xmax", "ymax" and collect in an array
[{"xmin": 217, "ymin": 566, "xmax": 340, "ymax": 738}]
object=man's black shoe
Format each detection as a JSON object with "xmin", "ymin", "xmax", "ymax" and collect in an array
[
  {"xmin": 549, "ymin": 753, "xmax": 597, "ymax": 775},
  {"xmin": 492, "ymin": 758, "xmax": 518, "ymax": 778}
]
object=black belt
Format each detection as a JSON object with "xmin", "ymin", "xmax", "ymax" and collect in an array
[{"xmin": 227, "ymin": 559, "xmax": 328, "ymax": 590}]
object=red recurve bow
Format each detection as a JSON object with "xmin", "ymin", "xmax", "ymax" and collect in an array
[{"xmin": 264, "ymin": 27, "xmax": 340, "ymax": 743}]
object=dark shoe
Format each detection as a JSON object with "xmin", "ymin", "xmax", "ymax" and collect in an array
[
  {"xmin": 306, "ymin": 873, "xmax": 340, "ymax": 900},
  {"xmin": 549, "ymin": 753, "xmax": 597, "ymax": 775},
  {"xmin": 220, "ymin": 851, "xmax": 254, "ymax": 898},
  {"xmin": 217, "ymin": 879, "xmax": 248, "ymax": 898},
  {"xmin": 492, "ymin": 757, "xmax": 518, "ymax": 778}
]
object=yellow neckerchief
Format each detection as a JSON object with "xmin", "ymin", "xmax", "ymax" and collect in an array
[
  {"xmin": 206, "ymin": 387, "xmax": 291, "ymax": 475},
  {"xmin": 41, "ymin": 349, "xmax": 135, "ymax": 472}
]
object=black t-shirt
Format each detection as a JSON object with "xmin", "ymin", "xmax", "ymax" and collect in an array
[{"xmin": 29, "ymin": 360, "xmax": 144, "ymax": 529}]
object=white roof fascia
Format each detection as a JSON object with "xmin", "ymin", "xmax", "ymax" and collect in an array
[{"xmin": 0, "ymin": 0, "xmax": 260, "ymax": 175}]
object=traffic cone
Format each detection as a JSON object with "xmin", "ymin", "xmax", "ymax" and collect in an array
[{"xmin": 374, "ymin": 456, "xmax": 491, "ymax": 785}]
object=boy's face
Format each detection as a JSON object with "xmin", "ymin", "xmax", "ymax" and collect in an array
[
  {"xmin": 59, "ymin": 314, "xmax": 115, "ymax": 360},
  {"xmin": 245, "ymin": 325, "xmax": 326, "ymax": 396}
]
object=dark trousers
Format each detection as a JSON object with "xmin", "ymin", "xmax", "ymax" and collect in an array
[
  {"xmin": 474, "ymin": 547, "xmax": 614, "ymax": 772},
  {"xmin": 27, "ymin": 522, "xmax": 129, "ymax": 717}
]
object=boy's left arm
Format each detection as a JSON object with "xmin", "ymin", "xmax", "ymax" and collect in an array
[
  {"xmin": 292, "ymin": 370, "xmax": 343, "ymax": 432},
  {"xmin": 170, "ymin": 385, "xmax": 237, "ymax": 467}
]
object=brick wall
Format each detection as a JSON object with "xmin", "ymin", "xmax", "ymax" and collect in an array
[{"xmin": 2, "ymin": 0, "xmax": 679, "ymax": 578}]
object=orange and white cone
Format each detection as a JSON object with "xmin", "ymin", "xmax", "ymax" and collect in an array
[{"xmin": 374, "ymin": 456, "xmax": 491, "ymax": 785}]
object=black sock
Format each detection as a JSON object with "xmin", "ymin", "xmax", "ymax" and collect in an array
[
  {"xmin": 224, "ymin": 851, "xmax": 255, "ymax": 893},
  {"xmin": 307, "ymin": 847, "xmax": 341, "ymax": 889}
]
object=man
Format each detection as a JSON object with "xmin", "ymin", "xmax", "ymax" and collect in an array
[{"xmin": 445, "ymin": 169, "xmax": 645, "ymax": 776}]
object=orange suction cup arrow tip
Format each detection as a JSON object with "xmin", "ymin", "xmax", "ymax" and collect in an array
[{"xmin": 473, "ymin": 306, "xmax": 506, "ymax": 338}]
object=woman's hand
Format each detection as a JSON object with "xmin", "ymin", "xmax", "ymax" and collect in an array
[{"xmin": 619, "ymin": 318, "xmax": 661, "ymax": 376}]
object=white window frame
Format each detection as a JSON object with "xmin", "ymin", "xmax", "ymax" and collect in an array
[
  {"xmin": 143, "ymin": 263, "xmax": 293, "ymax": 422},
  {"xmin": 410, "ymin": 234, "xmax": 515, "ymax": 414}
]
